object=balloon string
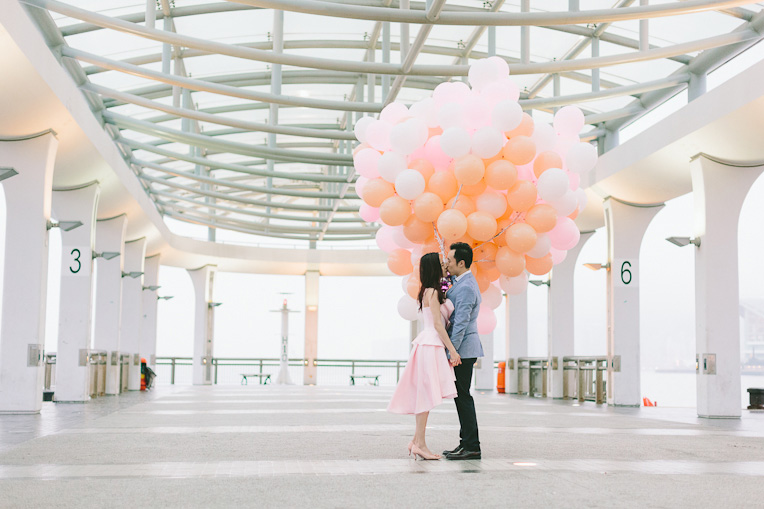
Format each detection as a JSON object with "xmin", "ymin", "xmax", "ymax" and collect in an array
[
  {"xmin": 472, "ymin": 211, "xmax": 524, "ymax": 252},
  {"xmin": 451, "ymin": 185, "xmax": 463, "ymax": 208},
  {"xmin": 432, "ymin": 222, "xmax": 447, "ymax": 261}
]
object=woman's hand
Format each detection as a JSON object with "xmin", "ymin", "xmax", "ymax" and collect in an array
[{"xmin": 449, "ymin": 350, "xmax": 461, "ymax": 367}]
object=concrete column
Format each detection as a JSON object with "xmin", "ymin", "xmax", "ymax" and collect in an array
[
  {"xmin": 304, "ymin": 270, "xmax": 319, "ymax": 385},
  {"xmin": 507, "ymin": 292, "xmax": 528, "ymax": 394},
  {"xmin": 0, "ymin": 132, "xmax": 57, "ymax": 413},
  {"xmin": 93, "ymin": 215, "xmax": 127, "ymax": 395},
  {"xmin": 188, "ymin": 265, "xmax": 216, "ymax": 385},
  {"xmin": 604, "ymin": 198, "xmax": 664, "ymax": 406},
  {"xmin": 691, "ymin": 155, "xmax": 763, "ymax": 418},
  {"xmin": 121, "ymin": 238, "xmax": 146, "ymax": 391},
  {"xmin": 141, "ymin": 254, "xmax": 161, "ymax": 369},
  {"xmin": 547, "ymin": 232, "xmax": 594, "ymax": 399},
  {"xmin": 51, "ymin": 181, "xmax": 100, "ymax": 402},
  {"xmin": 475, "ymin": 330, "xmax": 494, "ymax": 391}
]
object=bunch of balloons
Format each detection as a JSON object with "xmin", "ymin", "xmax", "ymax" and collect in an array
[{"xmin": 353, "ymin": 58, "xmax": 597, "ymax": 333}]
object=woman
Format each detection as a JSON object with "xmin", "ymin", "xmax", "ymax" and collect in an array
[{"xmin": 387, "ymin": 252, "xmax": 462, "ymax": 460}]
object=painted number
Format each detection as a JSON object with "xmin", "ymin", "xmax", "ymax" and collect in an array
[
  {"xmin": 69, "ymin": 248, "xmax": 82, "ymax": 274},
  {"xmin": 620, "ymin": 261, "xmax": 632, "ymax": 285}
]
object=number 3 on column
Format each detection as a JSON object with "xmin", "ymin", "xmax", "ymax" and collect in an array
[{"xmin": 63, "ymin": 246, "xmax": 90, "ymax": 277}]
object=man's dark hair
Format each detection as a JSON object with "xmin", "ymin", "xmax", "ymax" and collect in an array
[{"xmin": 450, "ymin": 242, "xmax": 473, "ymax": 269}]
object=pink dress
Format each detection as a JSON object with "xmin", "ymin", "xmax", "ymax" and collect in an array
[{"xmin": 387, "ymin": 299, "xmax": 457, "ymax": 415}]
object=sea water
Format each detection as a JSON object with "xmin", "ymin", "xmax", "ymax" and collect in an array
[{"xmin": 640, "ymin": 371, "xmax": 763, "ymax": 408}]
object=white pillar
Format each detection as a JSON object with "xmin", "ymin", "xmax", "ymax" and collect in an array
[
  {"xmin": 507, "ymin": 292, "xmax": 528, "ymax": 394},
  {"xmin": 691, "ymin": 155, "xmax": 763, "ymax": 418},
  {"xmin": 0, "ymin": 132, "xmax": 57, "ymax": 413},
  {"xmin": 51, "ymin": 181, "xmax": 100, "ymax": 402},
  {"xmin": 604, "ymin": 198, "xmax": 664, "ymax": 406},
  {"xmin": 121, "ymin": 238, "xmax": 146, "ymax": 391},
  {"xmin": 547, "ymin": 232, "xmax": 594, "ymax": 399},
  {"xmin": 188, "ymin": 265, "xmax": 216, "ymax": 385},
  {"xmin": 93, "ymin": 215, "xmax": 127, "ymax": 395},
  {"xmin": 475, "ymin": 331, "xmax": 494, "ymax": 391},
  {"xmin": 142, "ymin": 254, "xmax": 161, "ymax": 369},
  {"xmin": 304, "ymin": 270, "xmax": 319, "ymax": 385}
]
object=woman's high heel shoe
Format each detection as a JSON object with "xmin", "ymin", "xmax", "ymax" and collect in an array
[
  {"xmin": 407, "ymin": 441, "xmax": 414, "ymax": 456},
  {"xmin": 410, "ymin": 444, "xmax": 441, "ymax": 461}
]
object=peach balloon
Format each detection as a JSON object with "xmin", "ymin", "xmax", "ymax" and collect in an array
[
  {"xmin": 474, "ymin": 241, "xmax": 498, "ymax": 262},
  {"xmin": 410, "ymin": 158, "xmax": 435, "ymax": 184},
  {"xmin": 447, "ymin": 195, "xmax": 476, "ymax": 217},
  {"xmin": 505, "ymin": 223, "xmax": 537, "ymax": 253},
  {"xmin": 484, "ymin": 160, "xmax": 518, "ymax": 190},
  {"xmin": 379, "ymin": 195, "xmax": 411, "ymax": 226},
  {"xmin": 413, "ymin": 192, "xmax": 444, "ymax": 222},
  {"xmin": 502, "ymin": 135, "xmax": 536, "ymax": 166},
  {"xmin": 436, "ymin": 208, "xmax": 468, "ymax": 241},
  {"xmin": 467, "ymin": 211, "xmax": 498, "ymax": 242},
  {"xmin": 454, "ymin": 233, "xmax": 477, "ymax": 247},
  {"xmin": 481, "ymin": 262, "xmax": 502, "ymax": 282},
  {"xmin": 525, "ymin": 204, "xmax": 558, "ymax": 233},
  {"xmin": 525, "ymin": 253, "xmax": 553, "ymax": 276},
  {"xmin": 387, "ymin": 249, "xmax": 414, "ymax": 276},
  {"xmin": 461, "ymin": 179, "xmax": 487, "ymax": 196},
  {"xmin": 427, "ymin": 171, "xmax": 459, "ymax": 203},
  {"xmin": 495, "ymin": 246, "xmax": 526, "ymax": 277},
  {"xmin": 453, "ymin": 155, "xmax": 485, "ymax": 186},
  {"xmin": 428, "ymin": 126, "xmax": 443, "ymax": 138},
  {"xmin": 473, "ymin": 269, "xmax": 491, "ymax": 293},
  {"xmin": 568, "ymin": 208, "xmax": 579, "ymax": 220},
  {"xmin": 362, "ymin": 178, "xmax": 395, "ymax": 207},
  {"xmin": 533, "ymin": 151, "xmax": 563, "ymax": 178},
  {"xmin": 403, "ymin": 215, "xmax": 434, "ymax": 243},
  {"xmin": 483, "ymin": 153, "xmax": 503, "ymax": 167},
  {"xmin": 507, "ymin": 180, "xmax": 538, "ymax": 212},
  {"xmin": 406, "ymin": 276, "xmax": 420, "ymax": 299},
  {"xmin": 505, "ymin": 112, "xmax": 534, "ymax": 138}
]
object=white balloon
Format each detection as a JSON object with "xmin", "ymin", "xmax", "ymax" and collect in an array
[
  {"xmin": 437, "ymin": 102, "xmax": 464, "ymax": 130},
  {"xmin": 471, "ymin": 126, "xmax": 505, "ymax": 159},
  {"xmin": 463, "ymin": 94, "xmax": 492, "ymax": 130},
  {"xmin": 548, "ymin": 190, "xmax": 578, "ymax": 217},
  {"xmin": 380, "ymin": 102, "xmax": 409, "ymax": 124},
  {"xmin": 499, "ymin": 273, "xmax": 528, "ymax": 295},
  {"xmin": 526, "ymin": 233, "xmax": 551, "ymax": 259},
  {"xmin": 353, "ymin": 116, "xmax": 375, "ymax": 143},
  {"xmin": 553, "ymin": 105, "xmax": 585, "ymax": 136},
  {"xmin": 487, "ymin": 56, "xmax": 510, "ymax": 78},
  {"xmin": 375, "ymin": 225, "xmax": 397, "ymax": 253},
  {"xmin": 401, "ymin": 274, "xmax": 411, "ymax": 293},
  {"xmin": 536, "ymin": 168, "xmax": 570, "ymax": 202},
  {"xmin": 475, "ymin": 190, "xmax": 507, "ymax": 219},
  {"xmin": 566, "ymin": 142, "xmax": 598, "ymax": 174},
  {"xmin": 440, "ymin": 127, "xmax": 471, "ymax": 159},
  {"xmin": 397, "ymin": 295, "xmax": 420, "ymax": 321},
  {"xmin": 377, "ymin": 152, "xmax": 408, "ymax": 183},
  {"xmin": 395, "ymin": 169, "xmax": 426, "ymax": 200},
  {"xmin": 409, "ymin": 98, "xmax": 439, "ymax": 128},
  {"xmin": 390, "ymin": 118, "xmax": 429, "ymax": 155},
  {"xmin": 531, "ymin": 122, "xmax": 557, "ymax": 153},
  {"xmin": 481, "ymin": 284, "xmax": 503, "ymax": 310},
  {"xmin": 491, "ymin": 100, "xmax": 523, "ymax": 132},
  {"xmin": 575, "ymin": 188, "xmax": 588, "ymax": 210},
  {"xmin": 468, "ymin": 58, "xmax": 500, "ymax": 91},
  {"xmin": 393, "ymin": 226, "xmax": 416, "ymax": 249}
]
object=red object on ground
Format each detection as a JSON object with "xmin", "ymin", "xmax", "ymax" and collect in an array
[{"xmin": 497, "ymin": 361, "xmax": 506, "ymax": 394}]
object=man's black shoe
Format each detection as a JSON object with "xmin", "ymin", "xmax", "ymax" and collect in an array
[
  {"xmin": 442, "ymin": 445, "xmax": 463, "ymax": 456},
  {"xmin": 445, "ymin": 449, "xmax": 481, "ymax": 460}
]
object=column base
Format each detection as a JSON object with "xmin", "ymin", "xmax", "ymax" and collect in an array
[
  {"xmin": 698, "ymin": 414, "xmax": 741, "ymax": 419},
  {"xmin": 53, "ymin": 400, "xmax": 88, "ymax": 404}
]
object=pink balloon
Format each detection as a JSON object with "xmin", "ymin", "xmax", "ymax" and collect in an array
[
  {"xmin": 554, "ymin": 133, "xmax": 580, "ymax": 158},
  {"xmin": 354, "ymin": 176, "xmax": 369, "ymax": 197},
  {"xmin": 568, "ymin": 172, "xmax": 580, "ymax": 190},
  {"xmin": 393, "ymin": 226, "xmax": 416, "ymax": 249},
  {"xmin": 516, "ymin": 163, "xmax": 535, "ymax": 182},
  {"xmin": 550, "ymin": 247, "xmax": 568, "ymax": 265},
  {"xmin": 366, "ymin": 120, "xmax": 392, "ymax": 152},
  {"xmin": 462, "ymin": 94, "xmax": 491, "ymax": 130},
  {"xmin": 353, "ymin": 148, "xmax": 381, "ymax": 179},
  {"xmin": 477, "ymin": 306, "xmax": 497, "ymax": 334},
  {"xmin": 548, "ymin": 216, "xmax": 580, "ymax": 251},
  {"xmin": 359, "ymin": 203, "xmax": 380, "ymax": 222},
  {"xmin": 425, "ymin": 135, "xmax": 453, "ymax": 172},
  {"xmin": 408, "ymin": 146, "xmax": 428, "ymax": 163},
  {"xmin": 375, "ymin": 226, "xmax": 398, "ymax": 252},
  {"xmin": 380, "ymin": 102, "xmax": 409, "ymax": 124}
]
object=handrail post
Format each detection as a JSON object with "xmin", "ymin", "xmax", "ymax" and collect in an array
[
  {"xmin": 351, "ymin": 360, "xmax": 355, "ymax": 376},
  {"xmin": 396, "ymin": 361, "xmax": 400, "ymax": 382},
  {"xmin": 596, "ymin": 359, "xmax": 604, "ymax": 404},
  {"xmin": 171, "ymin": 357, "xmax": 176, "ymax": 385},
  {"xmin": 213, "ymin": 358, "xmax": 218, "ymax": 385},
  {"xmin": 578, "ymin": 359, "xmax": 584, "ymax": 403},
  {"xmin": 259, "ymin": 359, "xmax": 263, "ymax": 375}
]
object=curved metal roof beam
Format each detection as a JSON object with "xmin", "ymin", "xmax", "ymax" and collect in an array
[
  {"xmin": 225, "ymin": 0, "xmax": 756, "ymax": 25},
  {"xmin": 29, "ymin": 0, "xmax": 742, "ymax": 77}
]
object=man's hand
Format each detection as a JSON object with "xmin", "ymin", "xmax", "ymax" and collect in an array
[{"xmin": 449, "ymin": 351, "xmax": 462, "ymax": 367}]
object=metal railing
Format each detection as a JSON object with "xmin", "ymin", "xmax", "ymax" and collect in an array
[
  {"xmin": 516, "ymin": 357, "xmax": 549, "ymax": 397},
  {"xmin": 44, "ymin": 353, "xmax": 56, "ymax": 391},
  {"xmin": 88, "ymin": 351, "xmax": 107, "ymax": 398},
  {"xmin": 563, "ymin": 356, "xmax": 608, "ymax": 404}
]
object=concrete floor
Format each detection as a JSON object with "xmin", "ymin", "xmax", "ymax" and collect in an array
[{"xmin": 1, "ymin": 384, "xmax": 763, "ymax": 508}]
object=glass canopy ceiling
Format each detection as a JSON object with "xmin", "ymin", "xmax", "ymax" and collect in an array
[{"xmin": 19, "ymin": 0, "xmax": 764, "ymax": 247}]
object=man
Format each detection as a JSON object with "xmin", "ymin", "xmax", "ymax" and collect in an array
[{"xmin": 443, "ymin": 242, "xmax": 484, "ymax": 460}]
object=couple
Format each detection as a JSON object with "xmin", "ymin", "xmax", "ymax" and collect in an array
[{"xmin": 387, "ymin": 242, "xmax": 484, "ymax": 461}]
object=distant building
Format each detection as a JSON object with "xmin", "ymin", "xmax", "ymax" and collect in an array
[{"xmin": 739, "ymin": 299, "xmax": 764, "ymax": 365}]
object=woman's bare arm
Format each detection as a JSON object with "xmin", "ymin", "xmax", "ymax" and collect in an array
[{"xmin": 427, "ymin": 289, "xmax": 461, "ymax": 365}]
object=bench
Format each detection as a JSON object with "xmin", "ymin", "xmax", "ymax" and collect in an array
[
  {"xmin": 748, "ymin": 388, "xmax": 764, "ymax": 409},
  {"xmin": 349, "ymin": 374, "xmax": 380, "ymax": 386},
  {"xmin": 240, "ymin": 373, "xmax": 271, "ymax": 385}
]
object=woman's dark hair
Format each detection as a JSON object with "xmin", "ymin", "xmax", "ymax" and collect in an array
[
  {"xmin": 450, "ymin": 242, "xmax": 473, "ymax": 269},
  {"xmin": 417, "ymin": 252, "xmax": 446, "ymax": 311}
]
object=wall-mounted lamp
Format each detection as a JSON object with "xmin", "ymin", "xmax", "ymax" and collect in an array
[
  {"xmin": 307, "ymin": 305, "xmax": 318, "ymax": 312},
  {"xmin": 142, "ymin": 285, "xmax": 161, "ymax": 291},
  {"xmin": 208, "ymin": 302, "xmax": 223, "ymax": 308},
  {"xmin": 157, "ymin": 295, "xmax": 174, "ymax": 301},
  {"xmin": 583, "ymin": 262, "xmax": 610, "ymax": 271},
  {"xmin": 0, "ymin": 167, "xmax": 18, "ymax": 182},
  {"xmin": 93, "ymin": 251, "xmax": 120, "ymax": 260},
  {"xmin": 666, "ymin": 236, "xmax": 701, "ymax": 248},
  {"xmin": 121, "ymin": 271, "xmax": 143, "ymax": 278},
  {"xmin": 529, "ymin": 280, "xmax": 550, "ymax": 287},
  {"xmin": 47, "ymin": 220, "xmax": 83, "ymax": 232}
]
